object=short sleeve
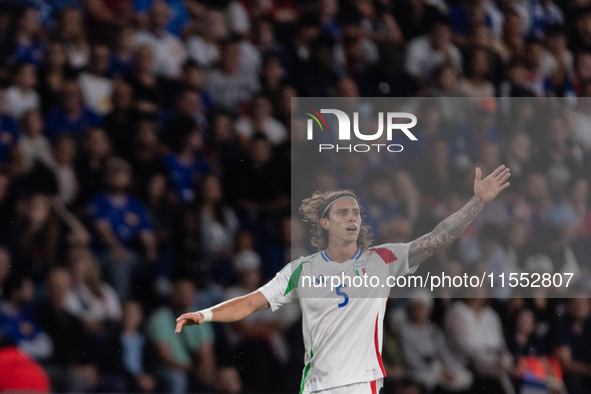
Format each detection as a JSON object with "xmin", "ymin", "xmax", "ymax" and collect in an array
[
  {"xmin": 258, "ymin": 261, "xmax": 300, "ymax": 311},
  {"xmin": 371, "ymin": 242, "xmax": 415, "ymax": 277}
]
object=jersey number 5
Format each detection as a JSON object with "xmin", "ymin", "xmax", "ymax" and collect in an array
[{"xmin": 336, "ymin": 285, "xmax": 348, "ymax": 308}]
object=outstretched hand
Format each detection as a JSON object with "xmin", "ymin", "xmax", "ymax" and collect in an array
[
  {"xmin": 474, "ymin": 165, "xmax": 511, "ymax": 204},
  {"xmin": 175, "ymin": 312, "xmax": 204, "ymax": 334}
]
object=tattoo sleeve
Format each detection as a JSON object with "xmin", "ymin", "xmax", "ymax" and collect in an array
[{"xmin": 409, "ymin": 196, "xmax": 484, "ymax": 268}]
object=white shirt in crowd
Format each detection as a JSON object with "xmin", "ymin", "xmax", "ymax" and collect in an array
[
  {"xmin": 187, "ymin": 36, "xmax": 220, "ymax": 67},
  {"xmin": 206, "ymin": 69, "xmax": 260, "ymax": 114},
  {"xmin": 134, "ymin": 30, "xmax": 187, "ymax": 78},
  {"xmin": 405, "ymin": 35, "xmax": 463, "ymax": 82},
  {"xmin": 64, "ymin": 283, "xmax": 122, "ymax": 323},
  {"xmin": 235, "ymin": 116, "xmax": 287, "ymax": 146},
  {"xmin": 78, "ymin": 72, "xmax": 113, "ymax": 115},
  {"xmin": 4, "ymin": 86, "xmax": 40, "ymax": 119},
  {"xmin": 52, "ymin": 164, "xmax": 79, "ymax": 205},
  {"xmin": 20, "ymin": 135, "xmax": 53, "ymax": 171},
  {"xmin": 444, "ymin": 301, "xmax": 508, "ymax": 376},
  {"xmin": 541, "ymin": 50, "xmax": 573, "ymax": 79}
]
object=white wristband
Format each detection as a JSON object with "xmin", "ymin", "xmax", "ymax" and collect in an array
[{"xmin": 200, "ymin": 308, "xmax": 213, "ymax": 322}]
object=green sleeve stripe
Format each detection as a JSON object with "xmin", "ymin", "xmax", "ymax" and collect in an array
[{"xmin": 283, "ymin": 261, "xmax": 310, "ymax": 296}]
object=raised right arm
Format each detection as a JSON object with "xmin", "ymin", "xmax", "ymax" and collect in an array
[{"xmin": 175, "ymin": 291, "xmax": 270, "ymax": 334}]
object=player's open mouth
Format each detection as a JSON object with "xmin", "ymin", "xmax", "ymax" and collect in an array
[{"xmin": 347, "ymin": 226, "xmax": 357, "ymax": 232}]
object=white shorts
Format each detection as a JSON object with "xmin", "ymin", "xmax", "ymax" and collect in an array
[{"xmin": 304, "ymin": 379, "xmax": 383, "ymax": 394}]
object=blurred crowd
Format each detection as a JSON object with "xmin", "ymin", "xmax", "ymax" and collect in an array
[{"xmin": 0, "ymin": 0, "xmax": 590, "ymax": 394}]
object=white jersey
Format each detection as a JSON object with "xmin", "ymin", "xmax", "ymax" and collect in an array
[{"xmin": 258, "ymin": 243, "xmax": 415, "ymax": 392}]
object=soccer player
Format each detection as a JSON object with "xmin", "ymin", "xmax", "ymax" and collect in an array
[{"xmin": 175, "ymin": 165, "xmax": 511, "ymax": 393}]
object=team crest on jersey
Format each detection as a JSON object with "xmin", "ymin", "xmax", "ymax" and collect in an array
[{"xmin": 352, "ymin": 261, "xmax": 367, "ymax": 276}]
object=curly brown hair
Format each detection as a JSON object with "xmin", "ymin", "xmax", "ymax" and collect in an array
[{"xmin": 299, "ymin": 190, "xmax": 373, "ymax": 251}]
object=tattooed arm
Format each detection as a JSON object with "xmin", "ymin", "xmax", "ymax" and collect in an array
[{"xmin": 409, "ymin": 165, "xmax": 511, "ymax": 268}]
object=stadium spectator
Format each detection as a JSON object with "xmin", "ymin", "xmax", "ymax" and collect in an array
[
  {"xmin": 207, "ymin": 110, "xmax": 241, "ymax": 171},
  {"xmin": 213, "ymin": 365, "xmax": 242, "ymax": 394},
  {"xmin": 124, "ymin": 45, "xmax": 167, "ymax": 115},
  {"xmin": 235, "ymin": 94, "xmax": 287, "ymax": 146},
  {"xmin": 5, "ymin": 61, "xmax": 41, "ymax": 119},
  {"xmin": 0, "ymin": 273, "xmax": 53, "ymax": 361},
  {"xmin": 400, "ymin": 291, "xmax": 473, "ymax": 393},
  {"xmin": 37, "ymin": 268, "xmax": 97, "ymax": 393},
  {"xmin": 163, "ymin": 115, "xmax": 209, "ymax": 203},
  {"xmin": 53, "ymin": 7, "xmax": 90, "ymax": 71},
  {"xmin": 206, "ymin": 37, "xmax": 260, "ymax": 115},
  {"xmin": 171, "ymin": 87, "xmax": 207, "ymax": 132},
  {"xmin": 101, "ymin": 300, "xmax": 158, "ymax": 393},
  {"xmin": 45, "ymin": 79, "xmax": 102, "ymax": 139},
  {"xmin": 499, "ymin": 9, "xmax": 525, "ymax": 62},
  {"xmin": 12, "ymin": 6, "xmax": 45, "ymax": 67},
  {"xmin": 103, "ymin": 81, "xmax": 135, "ymax": 158},
  {"xmin": 64, "ymin": 245, "xmax": 121, "ymax": 332},
  {"xmin": 553, "ymin": 294, "xmax": 591, "ymax": 394},
  {"xmin": 78, "ymin": 44, "xmax": 113, "ymax": 115},
  {"xmin": 457, "ymin": 46, "xmax": 495, "ymax": 97},
  {"xmin": 571, "ymin": 6, "xmax": 591, "ymax": 54},
  {"xmin": 187, "ymin": 9, "xmax": 227, "ymax": 68},
  {"xmin": 506, "ymin": 308, "xmax": 546, "ymax": 362},
  {"xmin": 75, "ymin": 127, "xmax": 113, "ymax": 207},
  {"xmin": 87, "ymin": 158, "xmax": 157, "ymax": 299},
  {"xmin": 445, "ymin": 293, "xmax": 515, "ymax": 394},
  {"xmin": 109, "ymin": 27, "xmax": 135, "ymax": 78},
  {"xmin": 128, "ymin": 120, "xmax": 168, "ymax": 195},
  {"xmin": 223, "ymin": 249, "xmax": 287, "ymax": 392},
  {"xmin": 19, "ymin": 109, "xmax": 52, "ymax": 173},
  {"xmin": 405, "ymin": 15, "xmax": 462, "ymax": 84},
  {"xmin": 134, "ymin": 0, "xmax": 190, "ymax": 38},
  {"xmin": 507, "ymin": 307, "xmax": 565, "ymax": 392},
  {"xmin": 225, "ymin": 133, "xmax": 288, "ymax": 218},
  {"xmin": 12, "ymin": 194, "xmax": 65, "ymax": 283},
  {"xmin": 50, "ymin": 134, "xmax": 79, "ymax": 205},
  {"xmin": 295, "ymin": 34, "xmax": 340, "ymax": 97},
  {"xmin": 360, "ymin": 170, "xmax": 401, "ymax": 244},
  {"xmin": 147, "ymin": 278, "xmax": 215, "ymax": 393},
  {"xmin": 37, "ymin": 42, "xmax": 71, "ymax": 114},
  {"xmin": 133, "ymin": 1, "xmax": 187, "ymax": 79},
  {"xmin": 196, "ymin": 174, "xmax": 239, "ymax": 279},
  {"xmin": 0, "ymin": 89, "xmax": 22, "ymax": 173}
]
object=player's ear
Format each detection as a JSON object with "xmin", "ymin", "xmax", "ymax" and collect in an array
[{"xmin": 319, "ymin": 217, "xmax": 330, "ymax": 230}]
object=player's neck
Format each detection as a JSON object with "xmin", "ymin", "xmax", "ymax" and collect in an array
[{"xmin": 325, "ymin": 242, "xmax": 360, "ymax": 263}]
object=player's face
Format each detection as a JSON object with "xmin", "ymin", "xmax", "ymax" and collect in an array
[{"xmin": 323, "ymin": 197, "xmax": 361, "ymax": 245}]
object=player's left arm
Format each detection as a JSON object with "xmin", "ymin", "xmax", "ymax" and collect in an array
[{"xmin": 408, "ymin": 165, "xmax": 511, "ymax": 268}]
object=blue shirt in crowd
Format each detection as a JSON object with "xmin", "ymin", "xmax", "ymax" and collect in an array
[
  {"xmin": 88, "ymin": 193, "xmax": 152, "ymax": 247},
  {"xmin": 163, "ymin": 154, "xmax": 210, "ymax": 203},
  {"xmin": 45, "ymin": 107, "xmax": 102, "ymax": 139},
  {"xmin": 133, "ymin": 0, "xmax": 190, "ymax": 37},
  {"xmin": 0, "ymin": 115, "xmax": 20, "ymax": 164},
  {"xmin": 13, "ymin": 41, "xmax": 45, "ymax": 66}
]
